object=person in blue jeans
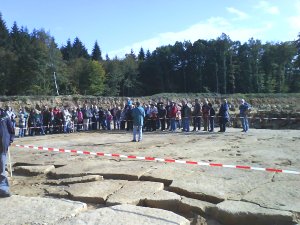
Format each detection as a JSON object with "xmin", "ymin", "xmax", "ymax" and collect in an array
[
  {"xmin": 0, "ymin": 108, "xmax": 15, "ymax": 197},
  {"xmin": 131, "ymin": 102, "xmax": 145, "ymax": 142},
  {"xmin": 239, "ymin": 99, "xmax": 251, "ymax": 132}
]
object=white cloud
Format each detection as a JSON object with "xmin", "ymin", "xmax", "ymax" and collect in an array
[
  {"xmin": 107, "ymin": 17, "xmax": 273, "ymax": 58},
  {"xmin": 226, "ymin": 7, "xmax": 249, "ymax": 20},
  {"xmin": 255, "ymin": 1, "xmax": 280, "ymax": 15},
  {"xmin": 287, "ymin": 16, "xmax": 300, "ymax": 30},
  {"xmin": 287, "ymin": 0, "xmax": 300, "ymax": 37}
]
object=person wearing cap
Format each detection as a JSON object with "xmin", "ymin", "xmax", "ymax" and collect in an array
[
  {"xmin": 239, "ymin": 99, "xmax": 251, "ymax": 132},
  {"xmin": 218, "ymin": 99, "xmax": 230, "ymax": 132},
  {"xmin": 131, "ymin": 102, "xmax": 145, "ymax": 142},
  {"xmin": 0, "ymin": 108, "xmax": 15, "ymax": 197}
]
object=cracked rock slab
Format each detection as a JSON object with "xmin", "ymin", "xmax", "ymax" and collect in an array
[
  {"xmin": 0, "ymin": 195, "xmax": 87, "ymax": 225},
  {"xmin": 106, "ymin": 181, "xmax": 164, "ymax": 205},
  {"xmin": 46, "ymin": 175, "xmax": 103, "ymax": 185},
  {"xmin": 14, "ymin": 165, "xmax": 55, "ymax": 176},
  {"xmin": 59, "ymin": 204, "xmax": 190, "ymax": 225},
  {"xmin": 50, "ymin": 160, "xmax": 152, "ymax": 180},
  {"xmin": 242, "ymin": 181, "xmax": 300, "ymax": 214},
  {"xmin": 178, "ymin": 196, "xmax": 216, "ymax": 215},
  {"xmin": 66, "ymin": 180, "xmax": 127, "ymax": 204},
  {"xmin": 45, "ymin": 186, "xmax": 70, "ymax": 198},
  {"xmin": 169, "ymin": 168, "xmax": 273, "ymax": 203},
  {"xmin": 144, "ymin": 190, "xmax": 182, "ymax": 211},
  {"xmin": 208, "ymin": 200, "xmax": 295, "ymax": 225}
]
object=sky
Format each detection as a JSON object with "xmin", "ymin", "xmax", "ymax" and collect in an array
[{"xmin": 1, "ymin": 0, "xmax": 300, "ymax": 58}]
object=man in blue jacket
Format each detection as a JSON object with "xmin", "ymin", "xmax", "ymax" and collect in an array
[
  {"xmin": 131, "ymin": 102, "xmax": 145, "ymax": 142},
  {"xmin": 239, "ymin": 99, "xmax": 251, "ymax": 132},
  {"xmin": 0, "ymin": 108, "xmax": 15, "ymax": 197}
]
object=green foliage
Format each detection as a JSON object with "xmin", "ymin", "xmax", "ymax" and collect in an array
[
  {"xmin": 103, "ymin": 59, "xmax": 123, "ymax": 96},
  {"xmin": 91, "ymin": 41, "xmax": 102, "ymax": 61},
  {"xmin": 87, "ymin": 60, "xmax": 105, "ymax": 95},
  {"xmin": 0, "ymin": 14, "xmax": 299, "ymax": 97}
]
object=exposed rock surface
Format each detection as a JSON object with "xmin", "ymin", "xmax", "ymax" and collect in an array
[
  {"xmin": 59, "ymin": 204, "xmax": 190, "ymax": 225},
  {"xmin": 106, "ymin": 180, "xmax": 164, "ymax": 205},
  {"xmin": 0, "ymin": 195, "xmax": 87, "ymax": 225},
  {"xmin": 14, "ymin": 165, "xmax": 55, "ymax": 175},
  {"xmin": 7, "ymin": 128, "xmax": 300, "ymax": 224},
  {"xmin": 66, "ymin": 180, "xmax": 126, "ymax": 204},
  {"xmin": 46, "ymin": 174, "xmax": 103, "ymax": 185},
  {"xmin": 208, "ymin": 200, "xmax": 296, "ymax": 225},
  {"xmin": 242, "ymin": 181, "xmax": 300, "ymax": 213},
  {"xmin": 49, "ymin": 160, "xmax": 152, "ymax": 180},
  {"xmin": 179, "ymin": 196, "xmax": 216, "ymax": 215}
]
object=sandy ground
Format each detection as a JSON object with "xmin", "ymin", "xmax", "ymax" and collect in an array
[{"xmin": 8, "ymin": 127, "xmax": 300, "ymax": 197}]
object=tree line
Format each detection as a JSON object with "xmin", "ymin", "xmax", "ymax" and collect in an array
[{"xmin": 0, "ymin": 13, "xmax": 299, "ymax": 97}]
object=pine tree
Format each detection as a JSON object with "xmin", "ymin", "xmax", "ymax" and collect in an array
[
  {"xmin": 61, "ymin": 39, "xmax": 72, "ymax": 61},
  {"xmin": 138, "ymin": 47, "xmax": 145, "ymax": 61},
  {"xmin": 72, "ymin": 37, "xmax": 90, "ymax": 59},
  {"xmin": 0, "ymin": 13, "xmax": 9, "ymax": 47},
  {"xmin": 91, "ymin": 41, "xmax": 102, "ymax": 61}
]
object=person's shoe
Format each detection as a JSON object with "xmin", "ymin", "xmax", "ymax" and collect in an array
[
  {"xmin": 131, "ymin": 140, "xmax": 137, "ymax": 142},
  {"xmin": 0, "ymin": 191, "xmax": 11, "ymax": 198}
]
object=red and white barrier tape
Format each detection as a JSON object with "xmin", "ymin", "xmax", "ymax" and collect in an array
[{"xmin": 12, "ymin": 144, "xmax": 300, "ymax": 175}]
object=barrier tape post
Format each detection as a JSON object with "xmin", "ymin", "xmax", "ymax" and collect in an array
[{"xmin": 12, "ymin": 144, "xmax": 300, "ymax": 175}]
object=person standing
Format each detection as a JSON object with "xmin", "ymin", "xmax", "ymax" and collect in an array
[
  {"xmin": 181, "ymin": 100, "xmax": 191, "ymax": 132},
  {"xmin": 218, "ymin": 99, "xmax": 230, "ymax": 132},
  {"xmin": 239, "ymin": 99, "xmax": 251, "ymax": 132},
  {"xmin": 18, "ymin": 109, "xmax": 26, "ymax": 138},
  {"xmin": 208, "ymin": 102, "xmax": 215, "ymax": 132},
  {"xmin": 82, "ymin": 104, "xmax": 92, "ymax": 131},
  {"xmin": 202, "ymin": 100, "xmax": 210, "ymax": 131},
  {"xmin": 131, "ymin": 102, "xmax": 145, "ymax": 142},
  {"xmin": 192, "ymin": 99, "xmax": 201, "ymax": 131},
  {"xmin": 0, "ymin": 108, "xmax": 15, "ymax": 197},
  {"xmin": 169, "ymin": 102, "xmax": 178, "ymax": 132},
  {"xmin": 157, "ymin": 103, "xmax": 167, "ymax": 131},
  {"xmin": 149, "ymin": 103, "xmax": 158, "ymax": 131},
  {"xmin": 5, "ymin": 106, "xmax": 17, "ymax": 130}
]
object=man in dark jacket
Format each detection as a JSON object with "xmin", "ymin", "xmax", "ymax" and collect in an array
[
  {"xmin": 218, "ymin": 99, "xmax": 230, "ymax": 132},
  {"xmin": 192, "ymin": 99, "xmax": 201, "ymax": 131},
  {"xmin": 0, "ymin": 108, "xmax": 15, "ymax": 197}
]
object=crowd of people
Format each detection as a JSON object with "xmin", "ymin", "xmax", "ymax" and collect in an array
[
  {"xmin": 0, "ymin": 98, "xmax": 251, "ymax": 198},
  {"xmin": 2, "ymin": 98, "xmax": 251, "ymax": 138}
]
